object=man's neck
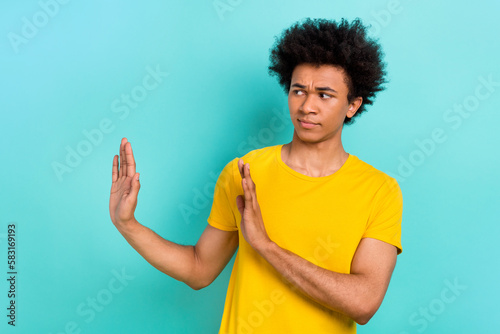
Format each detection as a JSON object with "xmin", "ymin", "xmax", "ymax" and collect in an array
[{"xmin": 281, "ymin": 132, "xmax": 349, "ymax": 178}]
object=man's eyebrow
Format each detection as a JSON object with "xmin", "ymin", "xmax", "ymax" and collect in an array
[
  {"xmin": 291, "ymin": 83, "xmax": 337, "ymax": 93},
  {"xmin": 316, "ymin": 86, "xmax": 337, "ymax": 93}
]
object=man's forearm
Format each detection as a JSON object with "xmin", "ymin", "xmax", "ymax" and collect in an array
[
  {"xmin": 257, "ymin": 241, "xmax": 384, "ymax": 325},
  {"xmin": 115, "ymin": 220, "xmax": 204, "ymax": 289}
]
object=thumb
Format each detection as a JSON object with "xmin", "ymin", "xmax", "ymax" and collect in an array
[
  {"xmin": 236, "ymin": 195, "xmax": 245, "ymax": 215},
  {"xmin": 130, "ymin": 173, "xmax": 141, "ymax": 199}
]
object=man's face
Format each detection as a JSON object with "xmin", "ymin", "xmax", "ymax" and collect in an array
[{"xmin": 287, "ymin": 63, "xmax": 362, "ymax": 144}]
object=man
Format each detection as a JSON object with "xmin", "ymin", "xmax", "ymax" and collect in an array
[{"xmin": 109, "ymin": 18, "xmax": 403, "ymax": 333}]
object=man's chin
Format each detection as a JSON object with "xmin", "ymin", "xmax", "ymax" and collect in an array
[
  {"xmin": 293, "ymin": 130, "xmax": 339, "ymax": 146},
  {"xmin": 294, "ymin": 133, "xmax": 324, "ymax": 144}
]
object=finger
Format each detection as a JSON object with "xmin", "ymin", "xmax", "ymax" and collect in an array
[
  {"xmin": 125, "ymin": 141, "xmax": 136, "ymax": 177},
  {"xmin": 242, "ymin": 178, "xmax": 253, "ymax": 206},
  {"xmin": 244, "ymin": 163, "xmax": 256, "ymax": 193},
  {"xmin": 112, "ymin": 155, "xmax": 119, "ymax": 183},
  {"xmin": 129, "ymin": 173, "xmax": 141, "ymax": 200},
  {"xmin": 238, "ymin": 159, "xmax": 245, "ymax": 179},
  {"xmin": 240, "ymin": 176, "xmax": 249, "ymax": 201},
  {"xmin": 119, "ymin": 138, "xmax": 127, "ymax": 177},
  {"xmin": 122, "ymin": 138, "xmax": 129, "ymax": 177},
  {"xmin": 244, "ymin": 164, "xmax": 260, "ymax": 210}
]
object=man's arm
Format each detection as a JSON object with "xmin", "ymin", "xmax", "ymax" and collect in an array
[
  {"xmin": 117, "ymin": 222, "xmax": 238, "ymax": 290},
  {"xmin": 257, "ymin": 237, "xmax": 396, "ymax": 325},
  {"xmin": 236, "ymin": 160, "xmax": 397, "ymax": 324},
  {"xmin": 109, "ymin": 138, "xmax": 238, "ymax": 290}
]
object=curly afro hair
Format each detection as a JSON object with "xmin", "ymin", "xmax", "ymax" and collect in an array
[{"xmin": 268, "ymin": 18, "xmax": 387, "ymax": 125}]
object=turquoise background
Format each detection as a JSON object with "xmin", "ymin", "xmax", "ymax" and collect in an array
[{"xmin": 1, "ymin": 0, "xmax": 499, "ymax": 333}]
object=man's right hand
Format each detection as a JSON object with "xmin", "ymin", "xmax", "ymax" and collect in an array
[
  {"xmin": 109, "ymin": 137, "xmax": 141, "ymax": 228},
  {"xmin": 107, "ymin": 138, "xmax": 238, "ymax": 290}
]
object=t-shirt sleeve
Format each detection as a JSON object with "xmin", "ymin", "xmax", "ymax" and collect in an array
[
  {"xmin": 207, "ymin": 158, "xmax": 239, "ymax": 232},
  {"xmin": 362, "ymin": 176, "xmax": 403, "ymax": 254}
]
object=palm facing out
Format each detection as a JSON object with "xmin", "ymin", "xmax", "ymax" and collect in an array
[{"xmin": 109, "ymin": 138, "xmax": 141, "ymax": 226}]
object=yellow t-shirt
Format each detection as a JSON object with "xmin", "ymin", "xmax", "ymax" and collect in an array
[{"xmin": 207, "ymin": 144, "xmax": 403, "ymax": 334}]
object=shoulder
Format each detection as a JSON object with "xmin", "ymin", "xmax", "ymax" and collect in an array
[
  {"xmin": 239, "ymin": 145, "xmax": 281, "ymax": 164},
  {"xmin": 348, "ymin": 154, "xmax": 401, "ymax": 195},
  {"xmin": 218, "ymin": 145, "xmax": 281, "ymax": 182}
]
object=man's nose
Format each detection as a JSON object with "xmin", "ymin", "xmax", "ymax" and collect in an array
[{"xmin": 300, "ymin": 94, "xmax": 317, "ymax": 114}]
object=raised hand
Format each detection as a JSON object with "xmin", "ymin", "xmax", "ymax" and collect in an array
[
  {"xmin": 236, "ymin": 159, "xmax": 271, "ymax": 252},
  {"xmin": 109, "ymin": 138, "xmax": 141, "ymax": 227}
]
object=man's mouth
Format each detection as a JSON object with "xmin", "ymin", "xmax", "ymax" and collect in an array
[{"xmin": 298, "ymin": 119, "xmax": 319, "ymax": 129}]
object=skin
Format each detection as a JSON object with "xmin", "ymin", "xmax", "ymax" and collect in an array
[
  {"xmin": 109, "ymin": 63, "xmax": 398, "ymax": 325},
  {"xmin": 283, "ymin": 63, "xmax": 362, "ymax": 177}
]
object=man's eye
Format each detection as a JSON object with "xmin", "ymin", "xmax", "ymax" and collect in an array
[
  {"xmin": 319, "ymin": 93, "xmax": 332, "ymax": 99},
  {"xmin": 294, "ymin": 90, "xmax": 305, "ymax": 96}
]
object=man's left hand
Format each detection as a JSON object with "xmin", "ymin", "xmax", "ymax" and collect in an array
[{"xmin": 236, "ymin": 159, "xmax": 271, "ymax": 252}]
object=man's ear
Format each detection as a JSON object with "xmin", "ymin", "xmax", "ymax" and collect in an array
[{"xmin": 346, "ymin": 97, "xmax": 363, "ymax": 118}]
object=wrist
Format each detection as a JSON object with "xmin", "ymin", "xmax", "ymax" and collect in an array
[
  {"xmin": 114, "ymin": 217, "xmax": 140, "ymax": 235},
  {"xmin": 255, "ymin": 238, "xmax": 278, "ymax": 258}
]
